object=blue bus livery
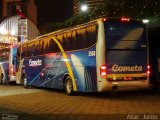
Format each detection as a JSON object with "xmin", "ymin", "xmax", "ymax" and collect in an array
[{"xmin": 16, "ymin": 17, "xmax": 150, "ymax": 95}]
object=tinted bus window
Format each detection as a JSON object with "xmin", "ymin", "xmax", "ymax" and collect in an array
[
  {"xmin": 43, "ymin": 38, "xmax": 50, "ymax": 54},
  {"xmin": 68, "ymin": 31, "xmax": 76, "ymax": 50},
  {"xmin": 40, "ymin": 40, "xmax": 45, "ymax": 54},
  {"xmin": 22, "ymin": 44, "xmax": 27, "ymax": 58},
  {"xmin": 76, "ymin": 28, "xmax": 86, "ymax": 49},
  {"xmin": 28, "ymin": 43, "xmax": 35, "ymax": 56},
  {"xmin": 86, "ymin": 25, "xmax": 97, "ymax": 48},
  {"xmin": 63, "ymin": 33, "xmax": 70, "ymax": 51},
  {"xmin": 34, "ymin": 41, "xmax": 40, "ymax": 55},
  {"xmin": 48, "ymin": 39, "xmax": 60, "ymax": 53},
  {"xmin": 105, "ymin": 21, "xmax": 146, "ymax": 50}
]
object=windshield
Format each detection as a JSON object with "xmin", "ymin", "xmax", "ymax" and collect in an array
[{"xmin": 104, "ymin": 21, "xmax": 147, "ymax": 50}]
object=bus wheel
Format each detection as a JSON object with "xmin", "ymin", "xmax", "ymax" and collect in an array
[
  {"xmin": 65, "ymin": 76, "xmax": 74, "ymax": 95},
  {"xmin": 23, "ymin": 75, "xmax": 28, "ymax": 88}
]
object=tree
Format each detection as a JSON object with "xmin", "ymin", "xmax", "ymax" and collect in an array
[{"xmin": 41, "ymin": 0, "xmax": 160, "ymax": 34}]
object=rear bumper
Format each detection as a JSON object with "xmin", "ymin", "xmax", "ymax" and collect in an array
[{"xmin": 97, "ymin": 78, "xmax": 150, "ymax": 92}]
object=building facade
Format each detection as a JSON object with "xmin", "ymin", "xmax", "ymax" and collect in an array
[
  {"xmin": 73, "ymin": 0, "xmax": 105, "ymax": 15},
  {"xmin": 0, "ymin": 0, "xmax": 39, "ymax": 48},
  {"xmin": 1, "ymin": 0, "xmax": 37, "ymax": 26}
]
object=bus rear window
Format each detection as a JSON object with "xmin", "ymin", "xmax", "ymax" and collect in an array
[{"xmin": 105, "ymin": 21, "xmax": 147, "ymax": 50}]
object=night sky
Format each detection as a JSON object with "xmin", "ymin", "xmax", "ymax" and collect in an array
[
  {"xmin": 36, "ymin": 0, "xmax": 73, "ymax": 27},
  {"xmin": 0, "ymin": 0, "xmax": 2, "ymax": 18}
]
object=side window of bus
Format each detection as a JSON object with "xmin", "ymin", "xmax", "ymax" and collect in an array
[
  {"xmin": 56, "ymin": 34, "xmax": 63, "ymax": 50},
  {"xmin": 28, "ymin": 43, "xmax": 35, "ymax": 56},
  {"xmin": 22, "ymin": 45, "xmax": 27, "ymax": 58},
  {"xmin": 40, "ymin": 40, "xmax": 44, "ymax": 54},
  {"xmin": 62, "ymin": 33, "xmax": 69, "ymax": 51},
  {"xmin": 26, "ymin": 44, "xmax": 30, "ymax": 57},
  {"xmin": 42, "ymin": 40, "xmax": 48, "ymax": 54},
  {"xmin": 34, "ymin": 41, "xmax": 41, "ymax": 55},
  {"xmin": 86, "ymin": 25, "xmax": 97, "ymax": 48},
  {"xmin": 68, "ymin": 32, "xmax": 76, "ymax": 50},
  {"xmin": 49, "ymin": 39, "xmax": 60, "ymax": 53},
  {"xmin": 48, "ymin": 39, "xmax": 54, "ymax": 53},
  {"xmin": 76, "ymin": 28, "xmax": 86, "ymax": 49}
]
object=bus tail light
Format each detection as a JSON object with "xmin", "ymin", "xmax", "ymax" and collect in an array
[
  {"xmin": 100, "ymin": 65, "xmax": 107, "ymax": 77},
  {"xmin": 147, "ymin": 64, "xmax": 150, "ymax": 76},
  {"xmin": 10, "ymin": 65, "xmax": 14, "ymax": 74},
  {"xmin": 121, "ymin": 17, "xmax": 130, "ymax": 22},
  {"xmin": 102, "ymin": 18, "xmax": 107, "ymax": 22},
  {"xmin": 40, "ymin": 72, "xmax": 44, "ymax": 77}
]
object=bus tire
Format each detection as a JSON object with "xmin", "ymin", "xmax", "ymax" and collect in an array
[
  {"xmin": 65, "ymin": 76, "xmax": 74, "ymax": 96},
  {"xmin": 23, "ymin": 75, "xmax": 28, "ymax": 88}
]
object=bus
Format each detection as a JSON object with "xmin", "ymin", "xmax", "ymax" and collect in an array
[
  {"xmin": 0, "ymin": 47, "xmax": 9, "ymax": 84},
  {"xmin": 16, "ymin": 17, "xmax": 150, "ymax": 95},
  {"xmin": 0, "ymin": 44, "xmax": 18, "ymax": 84}
]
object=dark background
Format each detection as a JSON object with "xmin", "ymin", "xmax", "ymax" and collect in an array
[
  {"xmin": 0, "ymin": 0, "xmax": 73, "ymax": 26},
  {"xmin": 0, "ymin": 0, "xmax": 2, "ymax": 18},
  {"xmin": 35, "ymin": 0, "xmax": 73, "ymax": 27}
]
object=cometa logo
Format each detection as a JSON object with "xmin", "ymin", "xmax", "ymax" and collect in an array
[
  {"xmin": 29, "ymin": 59, "xmax": 42, "ymax": 66},
  {"xmin": 112, "ymin": 64, "xmax": 143, "ymax": 72}
]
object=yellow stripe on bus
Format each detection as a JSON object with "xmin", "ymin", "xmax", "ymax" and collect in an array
[{"xmin": 51, "ymin": 37, "xmax": 77, "ymax": 91}]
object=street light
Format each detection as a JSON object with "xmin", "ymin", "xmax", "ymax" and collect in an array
[
  {"xmin": 143, "ymin": 19, "xmax": 149, "ymax": 24},
  {"xmin": 81, "ymin": 4, "xmax": 88, "ymax": 12}
]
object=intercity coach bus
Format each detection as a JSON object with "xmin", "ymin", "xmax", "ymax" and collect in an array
[
  {"xmin": 0, "ymin": 44, "xmax": 18, "ymax": 84},
  {"xmin": 16, "ymin": 17, "xmax": 150, "ymax": 95}
]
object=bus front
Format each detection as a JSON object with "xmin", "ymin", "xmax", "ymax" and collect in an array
[{"xmin": 97, "ymin": 18, "xmax": 150, "ymax": 92}]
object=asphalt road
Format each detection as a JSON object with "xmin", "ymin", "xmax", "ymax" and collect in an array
[{"xmin": 0, "ymin": 85, "xmax": 160, "ymax": 120}]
